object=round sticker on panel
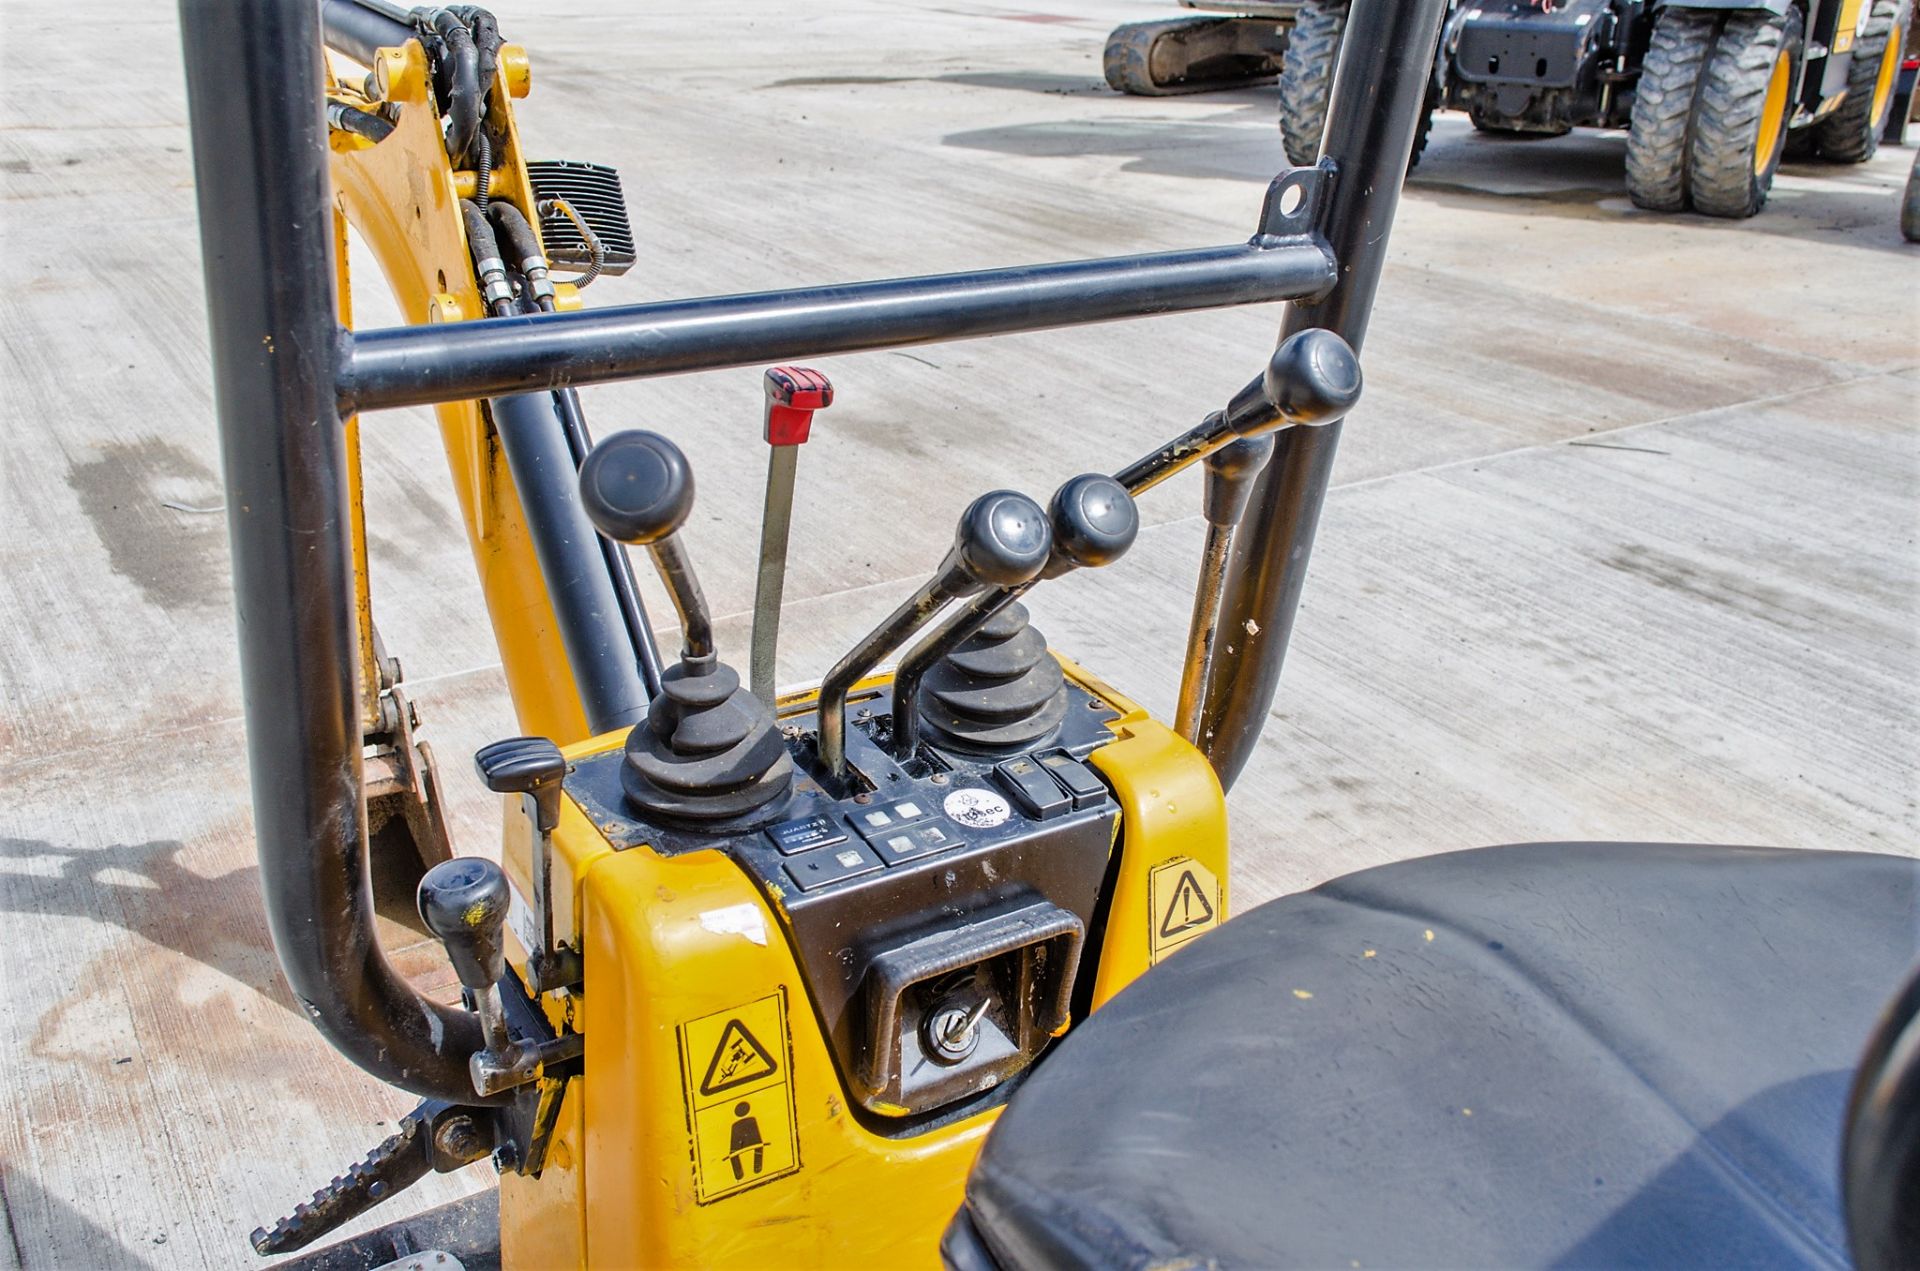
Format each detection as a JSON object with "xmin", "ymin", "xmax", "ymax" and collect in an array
[{"xmin": 943, "ymin": 787, "xmax": 1012, "ymax": 829}]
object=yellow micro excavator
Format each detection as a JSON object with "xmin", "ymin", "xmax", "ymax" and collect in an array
[{"xmin": 178, "ymin": 0, "xmax": 1917, "ymax": 1267}]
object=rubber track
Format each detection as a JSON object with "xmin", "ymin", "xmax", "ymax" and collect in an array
[
  {"xmin": 1278, "ymin": 0, "xmax": 1345, "ymax": 165},
  {"xmin": 1812, "ymin": 0, "xmax": 1903, "ymax": 162},
  {"xmin": 1625, "ymin": 8, "xmax": 1719, "ymax": 213},
  {"xmin": 1688, "ymin": 6, "xmax": 1797, "ymax": 218}
]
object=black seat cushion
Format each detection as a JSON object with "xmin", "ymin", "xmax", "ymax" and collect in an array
[{"xmin": 953, "ymin": 843, "xmax": 1920, "ymax": 1270}]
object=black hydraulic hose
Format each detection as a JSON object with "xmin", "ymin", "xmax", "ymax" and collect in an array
[
  {"xmin": 452, "ymin": 5, "xmax": 502, "ymax": 104},
  {"xmin": 327, "ymin": 100, "xmax": 396, "ymax": 144},
  {"xmin": 320, "ymin": 0, "xmax": 414, "ymax": 64},
  {"xmin": 488, "ymin": 200, "xmax": 667, "ymax": 696},
  {"xmin": 427, "ymin": 8, "xmax": 482, "ymax": 165}
]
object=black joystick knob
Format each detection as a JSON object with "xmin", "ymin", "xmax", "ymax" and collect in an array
[
  {"xmin": 580, "ymin": 430, "xmax": 713, "ymax": 660},
  {"xmin": 418, "ymin": 856, "xmax": 510, "ymax": 994},
  {"xmin": 579, "ymin": 429, "xmax": 695, "ymax": 546},
  {"xmin": 1043, "ymin": 473, "xmax": 1139, "ymax": 578},
  {"xmin": 950, "ymin": 490, "xmax": 1055, "ymax": 587},
  {"xmin": 1223, "ymin": 327, "xmax": 1363, "ymax": 437},
  {"xmin": 578, "ymin": 432, "xmax": 793, "ymax": 825}
]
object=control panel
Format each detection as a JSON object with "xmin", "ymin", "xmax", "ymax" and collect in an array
[{"xmin": 567, "ymin": 680, "xmax": 1123, "ymax": 1118}]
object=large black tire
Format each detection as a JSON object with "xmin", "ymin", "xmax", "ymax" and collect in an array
[
  {"xmin": 1625, "ymin": 8, "xmax": 1719, "ymax": 212},
  {"xmin": 1688, "ymin": 6, "xmax": 1803, "ymax": 218},
  {"xmin": 1811, "ymin": 0, "xmax": 1909, "ymax": 162},
  {"xmin": 1278, "ymin": 0, "xmax": 1344, "ymax": 165},
  {"xmin": 1277, "ymin": 0, "xmax": 1435, "ymax": 169}
]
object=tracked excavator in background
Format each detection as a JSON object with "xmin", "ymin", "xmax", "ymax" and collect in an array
[
  {"xmin": 1109, "ymin": 0, "xmax": 1914, "ymax": 217},
  {"xmin": 179, "ymin": 0, "xmax": 1918, "ymax": 1265}
]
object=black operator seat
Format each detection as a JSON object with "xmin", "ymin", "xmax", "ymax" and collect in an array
[{"xmin": 943, "ymin": 842, "xmax": 1920, "ymax": 1270}]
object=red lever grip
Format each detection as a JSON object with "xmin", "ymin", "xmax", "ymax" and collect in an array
[{"xmin": 763, "ymin": 366, "xmax": 833, "ymax": 446}]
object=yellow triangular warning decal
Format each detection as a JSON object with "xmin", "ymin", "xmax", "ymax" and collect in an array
[
  {"xmin": 699, "ymin": 1018, "xmax": 778, "ymax": 1097},
  {"xmin": 1158, "ymin": 868, "xmax": 1215, "ymax": 939}
]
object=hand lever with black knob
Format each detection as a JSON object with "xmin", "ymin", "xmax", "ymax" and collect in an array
[
  {"xmin": 579, "ymin": 431, "xmax": 794, "ymax": 823},
  {"xmin": 418, "ymin": 856, "xmax": 514, "ymax": 1085},
  {"xmin": 815, "ymin": 490, "xmax": 1052, "ymax": 782},
  {"xmin": 889, "ymin": 473, "xmax": 1139, "ymax": 760},
  {"xmin": 888, "ymin": 327, "xmax": 1359, "ymax": 760},
  {"xmin": 579, "ymin": 430, "xmax": 710, "ymax": 659},
  {"xmin": 475, "ymin": 737, "xmax": 577, "ymax": 991}
]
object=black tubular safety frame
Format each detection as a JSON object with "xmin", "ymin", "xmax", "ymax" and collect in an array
[{"xmin": 179, "ymin": 0, "xmax": 1447, "ymax": 1102}]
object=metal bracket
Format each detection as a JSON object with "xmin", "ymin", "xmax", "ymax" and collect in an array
[
  {"xmin": 363, "ymin": 638, "xmax": 456, "ymax": 874},
  {"xmin": 1252, "ymin": 158, "xmax": 1339, "ymax": 246}
]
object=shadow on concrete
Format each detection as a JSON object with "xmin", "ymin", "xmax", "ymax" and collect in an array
[
  {"xmin": 942, "ymin": 107, "xmax": 1916, "ymax": 252},
  {"xmin": 0, "ymin": 835, "xmax": 437, "ymax": 1021},
  {"xmin": 0, "ymin": 1158, "xmax": 157, "ymax": 1270}
]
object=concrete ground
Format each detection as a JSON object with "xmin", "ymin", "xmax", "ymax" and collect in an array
[{"xmin": 2, "ymin": 0, "xmax": 1916, "ymax": 1265}]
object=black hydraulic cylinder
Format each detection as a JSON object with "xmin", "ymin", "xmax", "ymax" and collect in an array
[
  {"xmin": 319, "ymin": 0, "xmax": 413, "ymax": 65},
  {"xmin": 1198, "ymin": 0, "xmax": 1451, "ymax": 789},
  {"xmin": 489, "ymin": 393, "xmax": 652, "ymax": 733},
  {"xmin": 339, "ymin": 241, "xmax": 1338, "ymax": 413},
  {"xmin": 178, "ymin": 0, "xmax": 489, "ymax": 1105}
]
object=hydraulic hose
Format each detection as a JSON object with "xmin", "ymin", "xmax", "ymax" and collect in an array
[{"xmin": 427, "ymin": 8, "xmax": 482, "ymax": 165}]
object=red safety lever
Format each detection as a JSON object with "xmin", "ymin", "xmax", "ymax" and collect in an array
[{"xmin": 763, "ymin": 366, "xmax": 834, "ymax": 446}]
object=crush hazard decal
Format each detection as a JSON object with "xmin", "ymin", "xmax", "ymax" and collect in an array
[
  {"xmin": 1148, "ymin": 856, "xmax": 1221, "ymax": 963},
  {"xmin": 676, "ymin": 991, "xmax": 800, "ymax": 1203}
]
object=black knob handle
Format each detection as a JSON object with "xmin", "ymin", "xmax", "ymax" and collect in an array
[
  {"xmin": 475, "ymin": 736, "xmax": 566, "ymax": 834},
  {"xmin": 1223, "ymin": 328, "xmax": 1363, "ymax": 437},
  {"xmin": 1047, "ymin": 474, "xmax": 1138, "ymax": 574},
  {"xmin": 417, "ymin": 856, "xmax": 510, "ymax": 994},
  {"xmin": 949, "ymin": 490, "xmax": 1052, "ymax": 589},
  {"xmin": 579, "ymin": 430, "xmax": 695, "ymax": 546}
]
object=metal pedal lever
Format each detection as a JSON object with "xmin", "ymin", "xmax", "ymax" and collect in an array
[
  {"xmin": 890, "ymin": 327, "xmax": 1360, "ymax": 757},
  {"xmin": 750, "ymin": 367, "xmax": 833, "ymax": 705},
  {"xmin": 815, "ymin": 490, "xmax": 1052, "ymax": 784},
  {"xmin": 249, "ymin": 1098, "xmax": 491, "ymax": 1256},
  {"xmin": 475, "ymin": 736, "xmax": 579, "ymax": 992},
  {"xmin": 1174, "ymin": 435, "xmax": 1274, "ymax": 744}
]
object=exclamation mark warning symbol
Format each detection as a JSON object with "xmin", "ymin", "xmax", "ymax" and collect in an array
[{"xmin": 1148, "ymin": 857, "xmax": 1222, "ymax": 962}]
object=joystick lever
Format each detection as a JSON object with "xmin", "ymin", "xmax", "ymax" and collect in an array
[
  {"xmin": 579, "ymin": 430, "xmax": 711, "ymax": 659},
  {"xmin": 889, "ymin": 327, "xmax": 1360, "ymax": 760},
  {"xmin": 580, "ymin": 432, "xmax": 793, "ymax": 823},
  {"xmin": 890, "ymin": 474, "xmax": 1140, "ymax": 759},
  {"xmin": 815, "ymin": 490, "xmax": 1052, "ymax": 783}
]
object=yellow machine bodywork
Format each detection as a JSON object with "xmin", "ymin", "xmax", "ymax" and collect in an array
[
  {"xmin": 495, "ymin": 663, "xmax": 1226, "ymax": 1268},
  {"xmin": 323, "ymin": 37, "xmax": 1230, "ymax": 1267}
]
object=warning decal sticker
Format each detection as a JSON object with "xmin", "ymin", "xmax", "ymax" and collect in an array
[
  {"xmin": 1148, "ymin": 857, "xmax": 1221, "ymax": 963},
  {"xmin": 676, "ymin": 991, "xmax": 800, "ymax": 1204}
]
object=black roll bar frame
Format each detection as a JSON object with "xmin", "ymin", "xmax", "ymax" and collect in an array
[{"xmin": 178, "ymin": 0, "xmax": 1447, "ymax": 1104}]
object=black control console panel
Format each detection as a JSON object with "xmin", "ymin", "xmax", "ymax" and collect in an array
[{"xmin": 566, "ymin": 679, "xmax": 1123, "ymax": 1119}]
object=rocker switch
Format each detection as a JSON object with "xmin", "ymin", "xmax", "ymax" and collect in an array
[
  {"xmin": 994, "ymin": 755, "xmax": 1071, "ymax": 820},
  {"xmin": 1037, "ymin": 750, "xmax": 1107, "ymax": 810}
]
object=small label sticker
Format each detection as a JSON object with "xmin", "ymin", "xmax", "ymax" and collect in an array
[
  {"xmin": 1148, "ymin": 857, "xmax": 1221, "ymax": 963},
  {"xmin": 677, "ymin": 992, "xmax": 800, "ymax": 1203},
  {"xmin": 944, "ymin": 787, "xmax": 1012, "ymax": 829}
]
